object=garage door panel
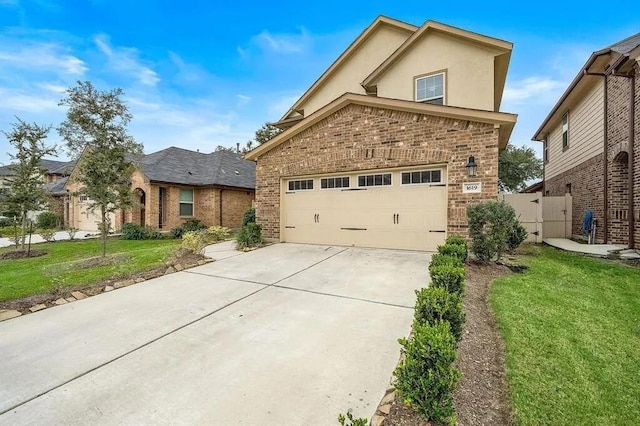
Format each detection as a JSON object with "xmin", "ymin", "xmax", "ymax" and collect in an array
[{"xmin": 283, "ymin": 169, "xmax": 447, "ymax": 252}]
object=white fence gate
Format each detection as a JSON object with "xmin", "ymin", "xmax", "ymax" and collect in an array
[{"xmin": 499, "ymin": 192, "xmax": 572, "ymax": 243}]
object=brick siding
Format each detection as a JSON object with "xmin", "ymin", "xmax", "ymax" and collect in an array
[{"xmin": 255, "ymin": 103, "xmax": 500, "ymax": 240}]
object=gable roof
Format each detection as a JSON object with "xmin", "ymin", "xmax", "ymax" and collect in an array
[
  {"xmin": 279, "ymin": 15, "xmax": 417, "ymax": 121},
  {"xmin": 362, "ymin": 20, "xmax": 512, "ymax": 110},
  {"xmin": 533, "ymin": 31, "xmax": 640, "ymax": 141},
  {"xmin": 44, "ymin": 176, "xmax": 69, "ymax": 196},
  {"xmin": 246, "ymin": 93, "xmax": 517, "ymax": 161},
  {"xmin": 136, "ymin": 147, "xmax": 255, "ymax": 189}
]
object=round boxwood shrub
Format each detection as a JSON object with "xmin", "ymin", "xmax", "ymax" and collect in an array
[
  {"xmin": 467, "ymin": 201, "xmax": 526, "ymax": 263},
  {"xmin": 37, "ymin": 211, "xmax": 59, "ymax": 229},
  {"xmin": 121, "ymin": 222, "xmax": 147, "ymax": 240},
  {"xmin": 430, "ymin": 253, "xmax": 463, "ymax": 269},
  {"xmin": 429, "ymin": 263, "xmax": 465, "ymax": 295},
  {"xmin": 242, "ymin": 207, "xmax": 256, "ymax": 226},
  {"xmin": 437, "ymin": 243, "xmax": 467, "ymax": 262}
]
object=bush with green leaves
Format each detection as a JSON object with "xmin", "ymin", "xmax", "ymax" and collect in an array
[
  {"xmin": 445, "ymin": 234, "xmax": 467, "ymax": 247},
  {"xmin": 181, "ymin": 230, "xmax": 209, "ymax": 254},
  {"xmin": 182, "ymin": 218, "xmax": 206, "ymax": 233},
  {"xmin": 121, "ymin": 222, "xmax": 147, "ymax": 240},
  {"xmin": 430, "ymin": 252, "xmax": 464, "ymax": 268},
  {"xmin": 236, "ymin": 222, "xmax": 263, "ymax": 249},
  {"xmin": 242, "ymin": 207, "xmax": 256, "ymax": 226},
  {"xmin": 170, "ymin": 226, "xmax": 184, "ymax": 239},
  {"xmin": 467, "ymin": 200, "xmax": 526, "ymax": 263},
  {"xmin": 414, "ymin": 287, "xmax": 465, "ymax": 342},
  {"xmin": 394, "ymin": 321, "xmax": 460, "ymax": 425},
  {"xmin": 429, "ymin": 263, "xmax": 465, "ymax": 295},
  {"xmin": 36, "ymin": 211, "xmax": 59, "ymax": 229},
  {"xmin": 145, "ymin": 227, "xmax": 166, "ymax": 240},
  {"xmin": 507, "ymin": 221, "xmax": 528, "ymax": 252},
  {"xmin": 208, "ymin": 225, "xmax": 231, "ymax": 242},
  {"xmin": 437, "ymin": 243, "xmax": 467, "ymax": 263},
  {"xmin": 337, "ymin": 411, "xmax": 368, "ymax": 426}
]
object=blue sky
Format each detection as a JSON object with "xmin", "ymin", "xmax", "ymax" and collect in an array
[{"xmin": 0, "ymin": 0, "xmax": 639, "ymax": 165}]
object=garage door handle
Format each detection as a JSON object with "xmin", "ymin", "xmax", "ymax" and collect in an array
[
  {"xmin": 341, "ymin": 227, "xmax": 367, "ymax": 231},
  {"xmin": 397, "ymin": 213, "xmax": 399, "ymax": 224},
  {"xmin": 429, "ymin": 230, "xmax": 446, "ymax": 233}
]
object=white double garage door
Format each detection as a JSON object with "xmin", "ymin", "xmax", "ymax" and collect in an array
[{"xmin": 282, "ymin": 166, "xmax": 448, "ymax": 252}]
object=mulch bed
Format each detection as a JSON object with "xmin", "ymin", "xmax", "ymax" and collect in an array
[
  {"xmin": 0, "ymin": 250, "xmax": 47, "ymax": 260},
  {"xmin": 384, "ymin": 261, "xmax": 514, "ymax": 426}
]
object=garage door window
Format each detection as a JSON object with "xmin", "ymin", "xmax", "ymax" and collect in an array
[
  {"xmin": 358, "ymin": 173, "xmax": 392, "ymax": 187},
  {"xmin": 179, "ymin": 189, "xmax": 194, "ymax": 216},
  {"xmin": 288, "ymin": 179, "xmax": 314, "ymax": 191},
  {"xmin": 320, "ymin": 176, "xmax": 349, "ymax": 189},
  {"xmin": 401, "ymin": 170, "xmax": 442, "ymax": 185}
]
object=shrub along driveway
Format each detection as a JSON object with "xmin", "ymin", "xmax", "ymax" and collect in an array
[{"xmin": 0, "ymin": 243, "xmax": 430, "ymax": 424}]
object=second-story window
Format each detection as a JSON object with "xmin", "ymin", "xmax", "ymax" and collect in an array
[
  {"xmin": 562, "ymin": 112, "xmax": 569, "ymax": 150},
  {"xmin": 415, "ymin": 73, "xmax": 445, "ymax": 105},
  {"xmin": 543, "ymin": 138, "xmax": 549, "ymax": 163}
]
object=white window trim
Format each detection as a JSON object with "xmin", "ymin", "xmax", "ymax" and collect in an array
[
  {"xmin": 319, "ymin": 176, "xmax": 350, "ymax": 190},
  {"xmin": 415, "ymin": 72, "xmax": 446, "ymax": 104},
  {"xmin": 288, "ymin": 179, "xmax": 314, "ymax": 191},
  {"xmin": 179, "ymin": 189, "xmax": 194, "ymax": 217},
  {"xmin": 400, "ymin": 169, "xmax": 445, "ymax": 186}
]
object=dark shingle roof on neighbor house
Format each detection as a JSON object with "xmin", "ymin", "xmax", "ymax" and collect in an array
[
  {"xmin": 608, "ymin": 32, "xmax": 640, "ymax": 55},
  {"xmin": 137, "ymin": 147, "xmax": 255, "ymax": 190},
  {"xmin": 44, "ymin": 176, "xmax": 69, "ymax": 195},
  {"xmin": 0, "ymin": 159, "xmax": 73, "ymax": 176}
]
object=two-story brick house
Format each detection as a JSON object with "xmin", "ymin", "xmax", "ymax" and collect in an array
[
  {"xmin": 533, "ymin": 33, "xmax": 639, "ymax": 249},
  {"xmin": 245, "ymin": 16, "xmax": 517, "ymax": 251}
]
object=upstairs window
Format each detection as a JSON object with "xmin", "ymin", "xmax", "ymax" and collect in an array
[
  {"xmin": 415, "ymin": 73, "xmax": 445, "ymax": 105},
  {"xmin": 543, "ymin": 138, "xmax": 549, "ymax": 163},
  {"xmin": 562, "ymin": 112, "xmax": 569, "ymax": 150}
]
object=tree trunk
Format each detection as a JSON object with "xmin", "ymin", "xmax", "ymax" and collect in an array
[
  {"xmin": 20, "ymin": 207, "xmax": 27, "ymax": 250},
  {"xmin": 101, "ymin": 206, "xmax": 107, "ymax": 257}
]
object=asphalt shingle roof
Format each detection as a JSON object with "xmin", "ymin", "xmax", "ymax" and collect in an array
[
  {"xmin": 608, "ymin": 32, "xmax": 640, "ymax": 55},
  {"xmin": 44, "ymin": 176, "xmax": 69, "ymax": 195},
  {"xmin": 0, "ymin": 159, "xmax": 72, "ymax": 176},
  {"xmin": 137, "ymin": 147, "xmax": 255, "ymax": 189}
]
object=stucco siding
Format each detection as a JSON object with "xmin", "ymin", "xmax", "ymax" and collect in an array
[
  {"xmin": 545, "ymin": 79, "xmax": 604, "ymax": 180},
  {"xmin": 300, "ymin": 25, "xmax": 410, "ymax": 116},
  {"xmin": 375, "ymin": 32, "xmax": 497, "ymax": 111}
]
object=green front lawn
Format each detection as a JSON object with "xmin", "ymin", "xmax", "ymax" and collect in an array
[
  {"xmin": 0, "ymin": 239, "xmax": 180, "ymax": 302},
  {"xmin": 490, "ymin": 246, "xmax": 640, "ymax": 425}
]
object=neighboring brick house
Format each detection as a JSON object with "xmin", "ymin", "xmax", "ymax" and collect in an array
[
  {"xmin": 245, "ymin": 16, "xmax": 517, "ymax": 251},
  {"xmin": 65, "ymin": 147, "xmax": 255, "ymax": 232},
  {"xmin": 533, "ymin": 33, "xmax": 639, "ymax": 248}
]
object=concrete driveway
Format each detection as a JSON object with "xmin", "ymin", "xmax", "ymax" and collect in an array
[{"xmin": 0, "ymin": 243, "xmax": 430, "ymax": 425}]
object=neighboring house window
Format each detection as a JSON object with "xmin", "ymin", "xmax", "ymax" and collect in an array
[
  {"xmin": 562, "ymin": 112, "xmax": 569, "ymax": 150},
  {"xmin": 565, "ymin": 183, "xmax": 571, "ymax": 195},
  {"xmin": 415, "ymin": 73, "xmax": 445, "ymax": 105},
  {"xmin": 288, "ymin": 179, "xmax": 314, "ymax": 191},
  {"xmin": 320, "ymin": 177, "xmax": 349, "ymax": 189},
  {"xmin": 179, "ymin": 189, "xmax": 194, "ymax": 216},
  {"xmin": 543, "ymin": 138, "xmax": 549, "ymax": 163},
  {"xmin": 358, "ymin": 173, "xmax": 392, "ymax": 187},
  {"xmin": 79, "ymin": 195, "xmax": 89, "ymax": 202},
  {"xmin": 401, "ymin": 169, "xmax": 442, "ymax": 185}
]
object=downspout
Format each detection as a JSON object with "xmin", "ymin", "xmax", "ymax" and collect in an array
[
  {"xmin": 219, "ymin": 188, "xmax": 224, "ymax": 227},
  {"xmin": 629, "ymin": 71, "xmax": 635, "ymax": 248},
  {"xmin": 584, "ymin": 70, "xmax": 609, "ymax": 242}
]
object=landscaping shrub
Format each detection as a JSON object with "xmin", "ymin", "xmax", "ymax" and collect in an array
[
  {"xmin": 437, "ymin": 243, "xmax": 467, "ymax": 262},
  {"xmin": 181, "ymin": 230, "xmax": 209, "ymax": 254},
  {"xmin": 507, "ymin": 221, "xmax": 528, "ymax": 253},
  {"xmin": 182, "ymin": 218, "xmax": 206, "ymax": 233},
  {"xmin": 445, "ymin": 234, "xmax": 467, "ymax": 247},
  {"xmin": 429, "ymin": 263, "xmax": 465, "ymax": 294},
  {"xmin": 242, "ymin": 207, "xmax": 256, "ymax": 226},
  {"xmin": 38, "ymin": 228, "xmax": 56, "ymax": 242},
  {"xmin": 236, "ymin": 222, "xmax": 263, "ymax": 249},
  {"xmin": 145, "ymin": 227, "xmax": 166, "ymax": 240},
  {"xmin": 394, "ymin": 321, "xmax": 460, "ymax": 425},
  {"xmin": 430, "ymin": 253, "xmax": 463, "ymax": 269},
  {"xmin": 467, "ymin": 201, "xmax": 525, "ymax": 263},
  {"xmin": 121, "ymin": 222, "xmax": 147, "ymax": 240},
  {"xmin": 0, "ymin": 217, "xmax": 12, "ymax": 227},
  {"xmin": 37, "ymin": 211, "xmax": 59, "ymax": 229},
  {"xmin": 414, "ymin": 287, "xmax": 465, "ymax": 342},
  {"xmin": 208, "ymin": 225, "xmax": 231, "ymax": 242},
  {"xmin": 66, "ymin": 227, "xmax": 78, "ymax": 240},
  {"xmin": 170, "ymin": 226, "xmax": 184, "ymax": 239}
]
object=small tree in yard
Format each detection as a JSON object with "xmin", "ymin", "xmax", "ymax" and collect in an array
[
  {"xmin": 1, "ymin": 119, "xmax": 56, "ymax": 249},
  {"xmin": 467, "ymin": 200, "xmax": 527, "ymax": 263},
  {"xmin": 58, "ymin": 81, "xmax": 143, "ymax": 257},
  {"xmin": 498, "ymin": 143, "xmax": 543, "ymax": 193}
]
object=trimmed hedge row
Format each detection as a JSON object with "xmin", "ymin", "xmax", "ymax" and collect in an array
[{"xmin": 394, "ymin": 234, "xmax": 468, "ymax": 426}]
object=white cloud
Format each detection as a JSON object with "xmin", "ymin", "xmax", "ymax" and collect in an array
[
  {"xmin": 249, "ymin": 27, "xmax": 311, "ymax": 55},
  {"xmin": 94, "ymin": 33, "xmax": 159, "ymax": 86},
  {"xmin": 0, "ymin": 87, "xmax": 59, "ymax": 113},
  {"xmin": 0, "ymin": 42, "xmax": 87, "ymax": 75},
  {"xmin": 503, "ymin": 76, "xmax": 566, "ymax": 104},
  {"xmin": 268, "ymin": 93, "xmax": 301, "ymax": 118}
]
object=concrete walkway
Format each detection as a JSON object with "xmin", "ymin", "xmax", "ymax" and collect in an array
[
  {"xmin": 0, "ymin": 243, "xmax": 430, "ymax": 425},
  {"xmin": 0, "ymin": 230, "xmax": 96, "ymax": 248},
  {"xmin": 544, "ymin": 238, "xmax": 625, "ymax": 256}
]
